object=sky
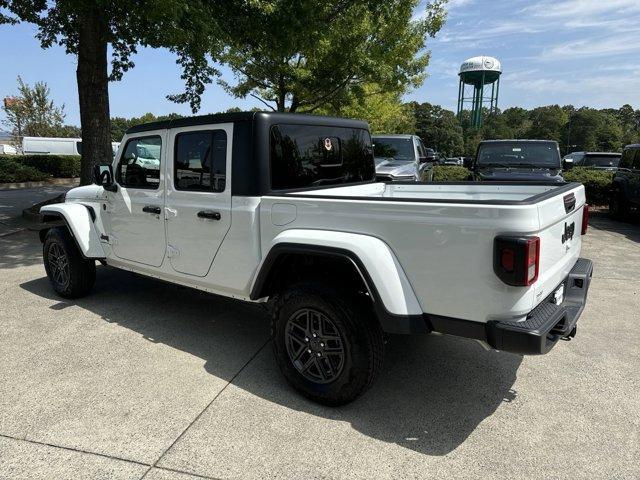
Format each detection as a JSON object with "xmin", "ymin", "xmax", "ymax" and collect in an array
[{"xmin": 1, "ymin": 0, "xmax": 639, "ymax": 126}]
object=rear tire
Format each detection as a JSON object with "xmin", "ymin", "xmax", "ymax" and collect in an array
[
  {"xmin": 609, "ymin": 188, "xmax": 629, "ymax": 220},
  {"xmin": 271, "ymin": 282, "xmax": 384, "ymax": 406},
  {"xmin": 43, "ymin": 227, "xmax": 96, "ymax": 298}
]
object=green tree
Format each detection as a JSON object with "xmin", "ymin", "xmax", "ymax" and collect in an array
[
  {"xmin": 321, "ymin": 85, "xmax": 415, "ymax": 134},
  {"xmin": 501, "ymin": 107, "xmax": 530, "ymax": 139},
  {"xmin": 1, "ymin": 1, "xmax": 218, "ymax": 184},
  {"xmin": 2, "ymin": 77, "xmax": 66, "ymax": 137},
  {"xmin": 215, "ymin": 0, "xmax": 447, "ymax": 112},
  {"xmin": 526, "ymin": 105, "xmax": 568, "ymax": 144},
  {"xmin": 567, "ymin": 109, "xmax": 623, "ymax": 152},
  {"xmin": 413, "ymin": 102, "xmax": 463, "ymax": 157}
]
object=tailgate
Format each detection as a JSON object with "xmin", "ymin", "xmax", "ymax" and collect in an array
[{"xmin": 534, "ymin": 184, "xmax": 586, "ymax": 307}]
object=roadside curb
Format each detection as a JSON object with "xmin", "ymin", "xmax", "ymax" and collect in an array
[{"xmin": 0, "ymin": 177, "xmax": 80, "ymax": 191}]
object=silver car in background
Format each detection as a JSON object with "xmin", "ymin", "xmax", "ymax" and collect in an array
[{"xmin": 373, "ymin": 134, "xmax": 436, "ymax": 182}]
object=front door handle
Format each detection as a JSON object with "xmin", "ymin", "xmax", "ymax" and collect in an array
[
  {"xmin": 197, "ymin": 210, "xmax": 221, "ymax": 220},
  {"xmin": 143, "ymin": 205, "xmax": 162, "ymax": 215}
]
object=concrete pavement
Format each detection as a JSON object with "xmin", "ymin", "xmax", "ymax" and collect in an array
[
  {"xmin": 0, "ymin": 208, "xmax": 638, "ymax": 479},
  {"xmin": 0, "ymin": 186, "xmax": 71, "ymax": 237}
]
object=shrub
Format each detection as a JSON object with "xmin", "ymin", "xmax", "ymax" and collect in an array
[
  {"xmin": 563, "ymin": 166, "xmax": 613, "ymax": 206},
  {"xmin": 14, "ymin": 154, "xmax": 81, "ymax": 178},
  {"xmin": 433, "ymin": 165, "xmax": 470, "ymax": 182},
  {"xmin": 0, "ymin": 157, "xmax": 49, "ymax": 183}
]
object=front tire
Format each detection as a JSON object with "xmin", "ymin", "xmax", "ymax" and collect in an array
[
  {"xmin": 43, "ymin": 227, "xmax": 96, "ymax": 298},
  {"xmin": 272, "ymin": 283, "xmax": 384, "ymax": 406}
]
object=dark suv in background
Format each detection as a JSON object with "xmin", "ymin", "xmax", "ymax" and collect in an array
[
  {"xmin": 465, "ymin": 139, "xmax": 564, "ymax": 182},
  {"xmin": 610, "ymin": 144, "xmax": 640, "ymax": 219},
  {"xmin": 563, "ymin": 151, "xmax": 621, "ymax": 171}
]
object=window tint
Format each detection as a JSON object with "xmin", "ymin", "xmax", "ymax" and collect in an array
[
  {"xmin": 583, "ymin": 155, "xmax": 620, "ymax": 167},
  {"xmin": 116, "ymin": 136, "xmax": 162, "ymax": 189},
  {"xmin": 373, "ymin": 137, "xmax": 414, "ymax": 161},
  {"xmin": 477, "ymin": 142, "xmax": 561, "ymax": 167},
  {"xmin": 620, "ymin": 149, "xmax": 635, "ymax": 169},
  {"xmin": 174, "ymin": 130, "xmax": 227, "ymax": 192},
  {"xmin": 76, "ymin": 141, "xmax": 82, "ymax": 155},
  {"xmin": 270, "ymin": 125, "xmax": 374, "ymax": 190}
]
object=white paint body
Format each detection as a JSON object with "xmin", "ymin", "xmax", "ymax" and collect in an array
[
  {"xmin": 22, "ymin": 136, "xmax": 120, "ymax": 157},
  {"xmin": 43, "ymin": 124, "xmax": 587, "ymax": 327}
]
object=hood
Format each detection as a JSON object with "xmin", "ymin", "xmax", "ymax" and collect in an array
[
  {"xmin": 476, "ymin": 166, "xmax": 564, "ymax": 182},
  {"xmin": 375, "ymin": 158, "xmax": 416, "ymax": 177},
  {"xmin": 65, "ymin": 184, "xmax": 105, "ymax": 201}
]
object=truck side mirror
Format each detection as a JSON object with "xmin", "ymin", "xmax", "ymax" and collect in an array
[
  {"xmin": 93, "ymin": 164, "xmax": 118, "ymax": 192},
  {"xmin": 463, "ymin": 158, "xmax": 474, "ymax": 169}
]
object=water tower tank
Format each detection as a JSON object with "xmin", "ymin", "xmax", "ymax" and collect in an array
[{"xmin": 457, "ymin": 56, "xmax": 502, "ymax": 128}]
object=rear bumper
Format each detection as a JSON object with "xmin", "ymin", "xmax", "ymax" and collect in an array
[
  {"xmin": 485, "ymin": 258, "xmax": 593, "ymax": 354},
  {"xmin": 425, "ymin": 258, "xmax": 593, "ymax": 355}
]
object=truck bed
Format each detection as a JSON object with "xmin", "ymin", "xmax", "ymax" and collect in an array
[
  {"xmin": 285, "ymin": 181, "xmax": 571, "ymax": 203},
  {"xmin": 261, "ymin": 181, "xmax": 586, "ymax": 325}
]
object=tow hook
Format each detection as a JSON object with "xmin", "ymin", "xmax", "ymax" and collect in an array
[{"xmin": 560, "ymin": 326, "xmax": 577, "ymax": 341}]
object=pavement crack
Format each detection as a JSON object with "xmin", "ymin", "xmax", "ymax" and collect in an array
[
  {"xmin": 139, "ymin": 339, "xmax": 271, "ymax": 480},
  {"xmin": 0, "ymin": 433, "xmax": 151, "ymax": 467}
]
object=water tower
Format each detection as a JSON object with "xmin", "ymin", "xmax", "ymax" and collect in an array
[{"xmin": 456, "ymin": 56, "xmax": 501, "ymax": 128}]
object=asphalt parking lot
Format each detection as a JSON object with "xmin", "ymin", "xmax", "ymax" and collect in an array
[{"xmin": 0, "ymin": 198, "xmax": 638, "ymax": 479}]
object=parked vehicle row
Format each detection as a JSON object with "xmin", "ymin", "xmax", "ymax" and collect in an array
[{"xmin": 37, "ymin": 112, "xmax": 592, "ymax": 406}]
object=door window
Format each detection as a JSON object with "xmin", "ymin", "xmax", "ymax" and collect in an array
[
  {"xmin": 116, "ymin": 136, "xmax": 162, "ymax": 189},
  {"xmin": 174, "ymin": 130, "xmax": 227, "ymax": 192}
]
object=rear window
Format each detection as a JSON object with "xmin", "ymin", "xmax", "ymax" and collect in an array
[
  {"xmin": 583, "ymin": 155, "xmax": 620, "ymax": 167},
  {"xmin": 270, "ymin": 124, "xmax": 375, "ymax": 190},
  {"xmin": 477, "ymin": 142, "xmax": 561, "ymax": 168}
]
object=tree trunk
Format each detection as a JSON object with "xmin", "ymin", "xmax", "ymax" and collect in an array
[{"xmin": 76, "ymin": 7, "xmax": 111, "ymax": 185}]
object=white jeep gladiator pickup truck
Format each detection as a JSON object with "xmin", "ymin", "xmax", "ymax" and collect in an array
[{"xmin": 38, "ymin": 112, "xmax": 593, "ymax": 405}]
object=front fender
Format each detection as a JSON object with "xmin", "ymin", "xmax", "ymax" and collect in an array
[
  {"xmin": 253, "ymin": 229, "xmax": 422, "ymax": 319},
  {"xmin": 40, "ymin": 203, "xmax": 105, "ymax": 259}
]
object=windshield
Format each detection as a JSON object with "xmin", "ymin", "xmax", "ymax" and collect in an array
[
  {"xmin": 477, "ymin": 142, "xmax": 561, "ymax": 168},
  {"xmin": 373, "ymin": 137, "xmax": 414, "ymax": 162},
  {"xmin": 583, "ymin": 155, "xmax": 620, "ymax": 167}
]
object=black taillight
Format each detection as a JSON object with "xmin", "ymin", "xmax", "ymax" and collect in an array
[
  {"xmin": 581, "ymin": 204, "xmax": 589, "ymax": 235},
  {"xmin": 494, "ymin": 236, "xmax": 540, "ymax": 286}
]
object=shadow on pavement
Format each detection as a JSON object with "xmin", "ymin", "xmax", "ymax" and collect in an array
[
  {"xmin": 0, "ymin": 230, "xmax": 43, "ymax": 270},
  {"xmin": 589, "ymin": 211, "xmax": 640, "ymax": 243},
  {"xmin": 21, "ymin": 263, "xmax": 521, "ymax": 457}
]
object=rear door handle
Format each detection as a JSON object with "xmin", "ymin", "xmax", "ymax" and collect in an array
[
  {"xmin": 197, "ymin": 210, "xmax": 221, "ymax": 220},
  {"xmin": 143, "ymin": 205, "xmax": 162, "ymax": 215}
]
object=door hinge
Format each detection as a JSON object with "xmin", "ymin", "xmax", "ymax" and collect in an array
[{"xmin": 167, "ymin": 245, "xmax": 180, "ymax": 258}]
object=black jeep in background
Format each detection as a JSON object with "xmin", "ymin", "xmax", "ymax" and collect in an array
[
  {"xmin": 610, "ymin": 144, "xmax": 640, "ymax": 219},
  {"xmin": 465, "ymin": 139, "xmax": 564, "ymax": 182}
]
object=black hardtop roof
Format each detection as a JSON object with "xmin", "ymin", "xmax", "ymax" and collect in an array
[
  {"xmin": 479, "ymin": 139, "xmax": 559, "ymax": 144},
  {"xmin": 125, "ymin": 111, "xmax": 369, "ymax": 135}
]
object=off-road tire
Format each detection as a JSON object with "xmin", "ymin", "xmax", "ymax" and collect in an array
[
  {"xmin": 271, "ymin": 282, "xmax": 384, "ymax": 406},
  {"xmin": 43, "ymin": 227, "xmax": 96, "ymax": 298}
]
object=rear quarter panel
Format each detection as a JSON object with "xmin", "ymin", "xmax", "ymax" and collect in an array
[{"xmin": 259, "ymin": 196, "xmax": 543, "ymax": 323}]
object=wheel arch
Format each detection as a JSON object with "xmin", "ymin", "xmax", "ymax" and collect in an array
[
  {"xmin": 251, "ymin": 230, "xmax": 426, "ymax": 334},
  {"xmin": 39, "ymin": 203, "xmax": 105, "ymax": 259}
]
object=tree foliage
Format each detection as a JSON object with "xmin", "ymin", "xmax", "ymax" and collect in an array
[
  {"xmin": 216, "ymin": 0, "xmax": 447, "ymax": 112},
  {"xmin": 412, "ymin": 101, "xmax": 463, "ymax": 157},
  {"xmin": 0, "ymin": 0, "xmax": 220, "ymax": 184},
  {"xmin": 2, "ymin": 77, "xmax": 66, "ymax": 137}
]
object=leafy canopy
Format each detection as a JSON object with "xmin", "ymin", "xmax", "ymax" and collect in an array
[
  {"xmin": 215, "ymin": 0, "xmax": 447, "ymax": 112},
  {"xmin": 0, "ymin": 0, "xmax": 218, "ymax": 112},
  {"xmin": 2, "ymin": 76, "xmax": 66, "ymax": 137}
]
